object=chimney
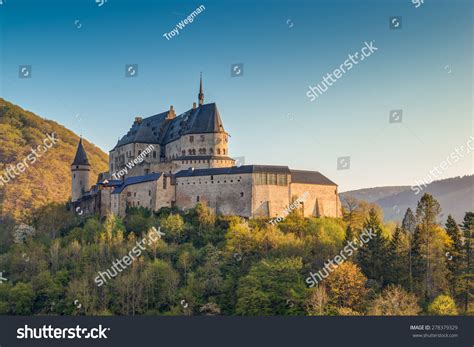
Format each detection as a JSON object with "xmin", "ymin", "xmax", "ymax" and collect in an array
[
  {"xmin": 134, "ymin": 116, "xmax": 142, "ymax": 124},
  {"xmin": 167, "ymin": 105, "xmax": 176, "ymax": 120},
  {"xmin": 193, "ymin": 102, "xmax": 197, "ymax": 110}
]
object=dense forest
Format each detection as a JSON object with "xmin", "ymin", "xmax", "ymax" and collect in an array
[
  {"xmin": 0, "ymin": 193, "xmax": 472, "ymax": 316},
  {"xmin": 0, "ymin": 98, "xmax": 109, "ymax": 219}
]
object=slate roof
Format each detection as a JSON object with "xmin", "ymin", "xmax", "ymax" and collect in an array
[
  {"xmin": 72, "ymin": 138, "xmax": 90, "ymax": 166},
  {"xmin": 114, "ymin": 103, "xmax": 225, "ymax": 149},
  {"xmin": 290, "ymin": 170, "xmax": 337, "ymax": 186},
  {"xmin": 175, "ymin": 165, "xmax": 291, "ymax": 178},
  {"xmin": 112, "ymin": 173, "xmax": 162, "ymax": 194}
]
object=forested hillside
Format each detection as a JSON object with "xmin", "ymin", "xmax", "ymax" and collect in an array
[
  {"xmin": 0, "ymin": 194, "xmax": 471, "ymax": 316},
  {"xmin": 0, "ymin": 98, "xmax": 109, "ymax": 220}
]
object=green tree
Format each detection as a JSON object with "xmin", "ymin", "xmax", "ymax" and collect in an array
[
  {"xmin": 386, "ymin": 227, "xmax": 410, "ymax": 287},
  {"xmin": 356, "ymin": 209, "xmax": 389, "ymax": 285},
  {"xmin": 460, "ymin": 212, "xmax": 473, "ymax": 312},
  {"xmin": 444, "ymin": 215, "xmax": 464, "ymax": 300},
  {"xmin": 235, "ymin": 258, "xmax": 306, "ymax": 315},
  {"xmin": 9, "ymin": 282, "xmax": 34, "ymax": 315}
]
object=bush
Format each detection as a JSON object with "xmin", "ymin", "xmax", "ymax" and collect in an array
[{"xmin": 427, "ymin": 294, "xmax": 458, "ymax": 315}]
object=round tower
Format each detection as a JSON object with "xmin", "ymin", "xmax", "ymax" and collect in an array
[{"xmin": 71, "ymin": 137, "xmax": 91, "ymax": 202}]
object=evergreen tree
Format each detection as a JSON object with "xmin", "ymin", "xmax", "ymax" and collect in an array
[
  {"xmin": 356, "ymin": 209, "xmax": 389, "ymax": 286},
  {"xmin": 460, "ymin": 212, "xmax": 473, "ymax": 312},
  {"xmin": 402, "ymin": 208, "xmax": 417, "ymax": 291},
  {"xmin": 412, "ymin": 193, "xmax": 447, "ymax": 303},
  {"xmin": 386, "ymin": 226, "xmax": 410, "ymax": 287},
  {"xmin": 444, "ymin": 215, "xmax": 463, "ymax": 300}
]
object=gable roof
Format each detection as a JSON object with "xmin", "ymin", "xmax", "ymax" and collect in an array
[
  {"xmin": 290, "ymin": 170, "xmax": 337, "ymax": 186},
  {"xmin": 114, "ymin": 103, "xmax": 225, "ymax": 149},
  {"xmin": 112, "ymin": 173, "xmax": 162, "ymax": 194}
]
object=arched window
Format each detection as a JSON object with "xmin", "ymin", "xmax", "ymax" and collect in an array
[
  {"xmin": 188, "ymin": 149, "xmax": 192, "ymax": 155},
  {"xmin": 223, "ymin": 149, "xmax": 226, "ymax": 155},
  {"xmin": 209, "ymin": 148, "xmax": 213, "ymax": 154},
  {"xmin": 217, "ymin": 149, "xmax": 221, "ymax": 155},
  {"xmin": 192, "ymin": 149, "xmax": 196, "ymax": 155}
]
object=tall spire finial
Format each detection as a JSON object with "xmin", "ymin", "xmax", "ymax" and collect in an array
[{"xmin": 198, "ymin": 72, "xmax": 204, "ymax": 106}]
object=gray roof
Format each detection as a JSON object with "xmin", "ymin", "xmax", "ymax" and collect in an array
[
  {"xmin": 114, "ymin": 103, "xmax": 225, "ymax": 149},
  {"xmin": 112, "ymin": 173, "xmax": 162, "ymax": 194},
  {"xmin": 72, "ymin": 138, "xmax": 90, "ymax": 166},
  {"xmin": 290, "ymin": 170, "xmax": 337, "ymax": 186},
  {"xmin": 175, "ymin": 165, "xmax": 291, "ymax": 178}
]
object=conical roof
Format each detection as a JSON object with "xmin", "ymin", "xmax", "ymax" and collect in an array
[{"xmin": 72, "ymin": 138, "xmax": 90, "ymax": 166}]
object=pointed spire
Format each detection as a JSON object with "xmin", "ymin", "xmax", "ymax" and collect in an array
[
  {"xmin": 72, "ymin": 137, "xmax": 90, "ymax": 166},
  {"xmin": 198, "ymin": 72, "xmax": 204, "ymax": 106}
]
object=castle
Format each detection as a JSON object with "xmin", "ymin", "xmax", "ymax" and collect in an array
[{"xmin": 71, "ymin": 77, "xmax": 342, "ymax": 219}]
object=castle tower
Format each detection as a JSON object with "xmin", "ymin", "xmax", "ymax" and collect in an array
[
  {"xmin": 71, "ymin": 137, "xmax": 91, "ymax": 202},
  {"xmin": 198, "ymin": 73, "xmax": 204, "ymax": 106}
]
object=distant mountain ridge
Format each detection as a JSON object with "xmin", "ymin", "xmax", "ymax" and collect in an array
[
  {"xmin": 0, "ymin": 98, "xmax": 109, "ymax": 220},
  {"xmin": 341, "ymin": 175, "xmax": 474, "ymax": 223}
]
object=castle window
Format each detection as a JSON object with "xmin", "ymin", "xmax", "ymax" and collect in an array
[
  {"xmin": 153, "ymin": 151, "xmax": 157, "ymax": 158},
  {"xmin": 210, "ymin": 175, "xmax": 214, "ymax": 180},
  {"xmin": 134, "ymin": 192, "xmax": 137, "ymax": 197},
  {"xmin": 197, "ymin": 196, "xmax": 200, "ymax": 202},
  {"xmin": 182, "ymin": 150, "xmax": 185, "ymax": 156},
  {"xmin": 209, "ymin": 148, "xmax": 213, "ymax": 154},
  {"xmin": 148, "ymin": 190, "xmax": 151, "ymax": 196},
  {"xmin": 223, "ymin": 149, "xmax": 226, "ymax": 155},
  {"xmin": 74, "ymin": 174, "xmax": 76, "ymax": 178},
  {"xmin": 268, "ymin": 173, "xmax": 277, "ymax": 185},
  {"xmin": 137, "ymin": 201, "xmax": 140, "ymax": 206},
  {"xmin": 217, "ymin": 149, "xmax": 221, "ymax": 155},
  {"xmin": 255, "ymin": 173, "xmax": 267, "ymax": 185},
  {"xmin": 240, "ymin": 192, "xmax": 244, "ymax": 197},
  {"xmin": 192, "ymin": 149, "xmax": 196, "ymax": 155},
  {"xmin": 231, "ymin": 180, "xmax": 233, "ymax": 183},
  {"xmin": 150, "ymin": 199, "xmax": 152, "ymax": 206},
  {"xmin": 138, "ymin": 150, "xmax": 142, "ymax": 155},
  {"xmin": 190, "ymin": 136, "xmax": 194, "ymax": 142},
  {"xmin": 188, "ymin": 149, "xmax": 192, "ymax": 155},
  {"xmin": 127, "ymin": 192, "xmax": 131, "ymax": 197},
  {"xmin": 200, "ymin": 135, "xmax": 205, "ymax": 141},
  {"xmin": 163, "ymin": 177, "xmax": 167, "ymax": 189},
  {"xmin": 277, "ymin": 174, "xmax": 288, "ymax": 186}
]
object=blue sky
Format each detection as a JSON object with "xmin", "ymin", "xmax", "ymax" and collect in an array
[{"xmin": 0, "ymin": 0, "xmax": 472, "ymax": 191}]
